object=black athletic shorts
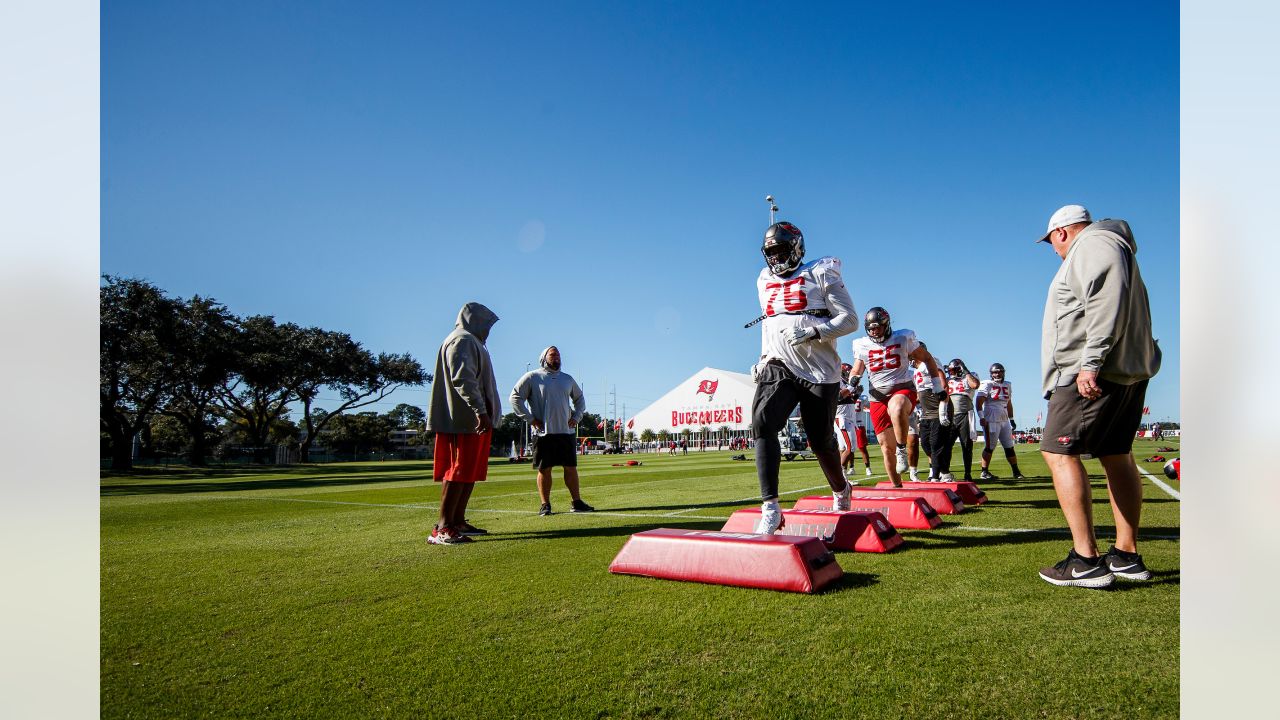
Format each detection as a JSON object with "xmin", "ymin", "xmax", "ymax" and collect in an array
[
  {"xmin": 1041, "ymin": 377, "xmax": 1148, "ymax": 457},
  {"xmin": 532, "ymin": 433, "xmax": 578, "ymax": 469}
]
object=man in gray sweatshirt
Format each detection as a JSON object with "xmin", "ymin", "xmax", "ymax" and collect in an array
[
  {"xmin": 426, "ymin": 302, "xmax": 501, "ymax": 546},
  {"xmin": 1035, "ymin": 205, "xmax": 1161, "ymax": 588},
  {"xmin": 510, "ymin": 346, "xmax": 594, "ymax": 516}
]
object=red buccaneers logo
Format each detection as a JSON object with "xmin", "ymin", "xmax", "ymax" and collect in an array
[
  {"xmin": 696, "ymin": 379, "xmax": 719, "ymax": 401},
  {"xmin": 1057, "ymin": 435, "xmax": 1073, "ymax": 446}
]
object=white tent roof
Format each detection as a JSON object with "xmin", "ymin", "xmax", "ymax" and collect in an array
[{"xmin": 625, "ymin": 367, "xmax": 755, "ymax": 435}]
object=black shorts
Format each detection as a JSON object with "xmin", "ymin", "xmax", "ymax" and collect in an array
[
  {"xmin": 532, "ymin": 433, "xmax": 577, "ymax": 469},
  {"xmin": 750, "ymin": 360, "xmax": 840, "ymax": 453},
  {"xmin": 1041, "ymin": 378, "xmax": 1148, "ymax": 457}
]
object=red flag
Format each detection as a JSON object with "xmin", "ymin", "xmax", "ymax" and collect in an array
[
  {"xmin": 627, "ymin": 418, "xmax": 634, "ymax": 430},
  {"xmin": 597, "ymin": 420, "xmax": 606, "ymax": 430},
  {"xmin": 696, "ymin": 379, "xmax": 719, "ymax": 396},
  {"xmin": 1143, "ymin": 406, "xmax": 1150, "ymax": 415},
  {"xmin": 613, "ymin": 420, "xmax": 622, "ymax": 430}
]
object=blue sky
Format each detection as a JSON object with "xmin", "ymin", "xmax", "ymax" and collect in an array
[{"xmin": 102, "ymin": 1, "xmax": 1179, "ymax": 426}]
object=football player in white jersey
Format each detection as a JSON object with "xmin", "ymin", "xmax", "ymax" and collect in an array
[
  {"xmin": 834, "ymin": 363, "xmax": 871, "ymax": 479},
  {"xmin": 941, "ymin": 358, "xmax": 981, "ymax": 480},
  {"xmin": 976, "ymin": 362, "xmax": 1027, "ymax": 480},
  {"xmin": 848, "ymin": 307, "xmax": 943, "ymax": 487},
  {"xmin": 749, "ymin": 221, "xmax": 860, "ymax": 533}
]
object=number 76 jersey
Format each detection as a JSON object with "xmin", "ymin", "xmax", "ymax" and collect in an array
[
  {"xmin": 756, "ymin": 256, "xmax": 851, "ymax": 384},
  {"xmin": 850, "ymin": 328, "xmax": 920, "ymax": 391}
]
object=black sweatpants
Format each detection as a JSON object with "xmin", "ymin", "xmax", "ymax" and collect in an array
[{"xmin": 751, "ymin": 360, "xmax": 845, "ymax": 501}]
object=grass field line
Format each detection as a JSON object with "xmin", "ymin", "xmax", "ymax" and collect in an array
[{"xmin": 1137, "ymin": 466, "xmax": 1181, "ymax": 500}]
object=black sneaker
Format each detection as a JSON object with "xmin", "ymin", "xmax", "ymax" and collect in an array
[
  {"xmin": 1103, "ymin": 545, "xmax": 1152, "ymax": 581},
  {"xmin": 980, "ymin": 469, "xmax": 997, "ymax": 480},
  {"xmin": 1038, "ymin": 549, "xmax": 1115, "ymax": 589},
  {"xmin": 570, "ymin": 499, "xmax": 595, "ymax": 513},
  {"xmin": 538, "ymin": 503, "xmax": 552, "ymax": 516},
  {"xmin": 1013, "ymin": 472, "xmax": 1027, "ymax": 480},
  {"xmin": 457, "ymin": 520, "xmax": 488, "ymax": 536}
]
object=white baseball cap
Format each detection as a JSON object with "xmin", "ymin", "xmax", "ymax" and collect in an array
[{"xmin": 1037, "ymin": 204, "xmax": 1092, "ymax": 243}]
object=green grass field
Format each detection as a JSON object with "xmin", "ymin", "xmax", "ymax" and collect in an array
[{"xmin": 101, "ymin": 439, "xmax": 1180, "ymax": 719}]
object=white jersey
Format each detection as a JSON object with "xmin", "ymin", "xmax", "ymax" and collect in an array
[
  {"xmin": 977, "ymin": 379, "xmax": 1012, "ymax": 423},
  {"xmin": 850, "ymin": 328, "xmax": 920, "ymax": 392},
  {"xmin": 756, "ymin": 257, "xmax": 857, "ymax": 384},
  {"xmin": 947, "ymin": 377, "xmax": 976, "ymax": 415}
]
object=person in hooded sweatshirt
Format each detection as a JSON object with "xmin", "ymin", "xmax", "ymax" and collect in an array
[
  {"xmin": 1034, "ymin": 205, "xmax": 1161, "ymax": 588},
  {"xmin": 510, "ymin": 346, "xmax": 594, "ymax": 516},
  {"xmin": 426, "ymin": 302, "xmax": 501, "ymax": 546}
]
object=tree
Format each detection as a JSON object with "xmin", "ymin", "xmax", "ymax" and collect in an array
[
  {"xmin": 640, "ymin": 428, "xmax": 655, "ymax": 444},
  {"xmin": 160, "ymin": 294, "xmax": 239, "ymax": 466},
  {"xmin": 100, "ymin": 276, "xmax": 182, "ymax": 470},
  {"xmin": 215, "ymin": 315, "xmax": 295, "ymax": 463},
  {"xmin": 492, "ymin": 412, "xmax": 525, "ymax": 456},
  {"xmin": 322, "ymin": 412, "xmax": 394, "ymax": 456},
  {"xmin": 717, "ymin": 425, "xmax": 732, "ymax": 441},
  {"xmin": 578, "ymin": 412, "xmax": 604, "ymax": 438},
  {"xmin": 387, "ymin": 403, "xmax": 425, "ymax": 430},
  {"xmin": 657, "ymin": 429, "xmax": 670, "ymax": 444}
]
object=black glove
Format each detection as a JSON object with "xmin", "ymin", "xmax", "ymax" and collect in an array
[{"xmin": 1011, "ymin": 420, "xmax": 1017, "ymax": 431}]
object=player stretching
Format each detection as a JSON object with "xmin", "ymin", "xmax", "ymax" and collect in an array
[
  {"xmin": 749, "ymin": 221, "xmax": 859, "ymax": 534},
  {"xmin": 977, "ymin": 362, "xmax": 1027, "ymax": 480},
  {"xmin": 835, "ymin": 363, "xmax": 871, "ymax": 479},
  {"xmin": 849, "ymin": 307, "xmax": 943, "ymax": 487}
]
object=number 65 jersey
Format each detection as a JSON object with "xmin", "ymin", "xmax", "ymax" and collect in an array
[
  {"xmin": 756, "ymin": 256, "xmax": 857, "ymax": 384},
  {"xmin": 850, "ymin": 329, "xmax": 921, "ymax": 393}
]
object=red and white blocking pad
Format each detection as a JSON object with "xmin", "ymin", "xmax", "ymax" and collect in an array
[
  {"xmin": 876, "ymin": 481, "xmax": 987, "ymax": 506},
  {"xmin": 608, "ymin": 528, "xmax": 844, "ymax": 593},
  {"xmin": 719, "ymin": 508, "xmax": 903, "ymax": 553},
  {"xmin": 793, "ymin": 494, "xmax": 942, "ymax": 529},
  {"xmin": 850, "ymin": 487, "xmax": 965, "ymax": 514}
]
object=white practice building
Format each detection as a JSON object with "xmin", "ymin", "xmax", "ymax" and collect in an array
[{"xmin": 626, "ymin": 367, "xmax": 756, "ymax": 441}]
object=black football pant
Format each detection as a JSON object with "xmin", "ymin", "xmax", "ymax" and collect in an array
[{"xmin": 751, "ymin": 360, "xmax": 846, "ymax": 501}]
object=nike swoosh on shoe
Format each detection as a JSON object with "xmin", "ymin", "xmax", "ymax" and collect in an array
[
  {"xmin": 1110, "ymin": 562, "xmax": 1137, "ymax": 572},
  {"xmin": 1071, "ymin": 567, "xmax": 1103, "ymax": 578}
]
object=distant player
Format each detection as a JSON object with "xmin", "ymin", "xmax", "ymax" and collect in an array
[
  {"xmin": 906, "ymin": 343, "xmax": 942, "ymax": 481},
  {"xmin": 977, "ymin": 362, "xmax": 1027, "ymax": 480},
  {"xmin": 748, "ymin": 221, "xmax": 860, "ymax": 533},
  {"xmin": 941, "ymin": 358, "xmax": 981, "ymax": 480},
  {"xmin": 848, "ymin": 307, "xmax": 943, "ymax": 487},
  {"xmin": 913, "ymin": 349, "xmax": 949, "ymax": 480},
  {"xmin": 834, "ymin": 363, "xmax": 871, "ymax": 478}
]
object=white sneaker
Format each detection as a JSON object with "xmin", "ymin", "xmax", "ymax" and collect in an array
[
  {"xmin": 843, "ymin": 466, "xmax": 853, "ymax": 477},
  {"xmin": 755, "ymin": 502, "xmax": 785, "ymax": 534},
  {"xmin": 833, "ymin": 482, "xmax": 851, "ymax": 511},
  {"xmin": 940, "ymin": 472, "xmax": 955, "ymax": 482},
  {"xmin": 896, "ymin": 447, "xmax": 909, "ymax": 473},
  {"xmin": 865, "ymin": 467, "xmax": 873, "ymax": 477},
  {"xmin": 909, "ymin": 468, "xmax": 919, "ymax": 482}
]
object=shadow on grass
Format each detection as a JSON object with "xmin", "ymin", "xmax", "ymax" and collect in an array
[
  {"xmin": 905, "ymin": 525, "xmax": 1182, "ymax": 551},
  {"xmin": 1108, "ymin": 568, "xmax": 1180, "ymax": 591},
  {"xmin": 819, "ymin": 571, "xmax": 879, "ymax": 593},
  {"xmin": 477, "ymin": 519, "xmax": 725, "ymax": 543},
  {"xmin": 101, "ymin": 465, "xmax": 433, "ymax": 497}
]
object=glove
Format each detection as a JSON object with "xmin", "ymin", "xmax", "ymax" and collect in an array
[
  {"xmin": 751, "ymin": 360, "xmax": 764, "ymax": 382},
  {"xmin": 785, "ymin": 326, "xmax": 819, "ymax": 346},
  {"xmin": 939, "ymin": 406, "xmax": 952, "ymax": 427},
  {"xmin": 1011, "ymin": 420, "xmax": 1017, "ymax": 431},
  {"xmin": 851, "ymin": 383, "xmax": 863, "ymax": 398}
]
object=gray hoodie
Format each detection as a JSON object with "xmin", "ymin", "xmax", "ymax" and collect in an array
[
  {"xmin": 1040, "ymin": 220, "xmax": 1161, "ymax": 398},
  {"xmin": 426, "ymin": 303, "xmax": 501, "ymax": 434},
  {"xmin": 510, "ymin": 347, "xmax": 586, "ymax": 436}
]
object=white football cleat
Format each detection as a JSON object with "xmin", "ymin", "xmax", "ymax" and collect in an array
[
  {"xmin": 865, "ymin": 467, "xmax": 873, "ymax": 477},
  {"xmin": 755, "ymin": 501, "xmax": 785, "ymax": 534},
  {"xmin": 833, "ymin": 482, "xmax": 851, "ymax": 511},
  {"xmin": 940, "ymin": 472, "xmax": 955, "ymax": 482},
  {"xmin": 908, "ymin": 468, "xmax": 920, "ymax": 482},
  {"xmin": 896, "ymin": 447, "xmax": 909, "ymax": 473}
]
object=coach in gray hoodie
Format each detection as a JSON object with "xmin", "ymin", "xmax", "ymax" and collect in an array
[
  {"xmin": 1034, "ymin": 205, "xmax": 1161, "ymax": 589},
  {"xmin": 425, "ymin": 302, "xmax": 501, "ymax": 545},
  {"xmin": 510, "ymin": 346, "xmax": 593, "ymax": 516}
]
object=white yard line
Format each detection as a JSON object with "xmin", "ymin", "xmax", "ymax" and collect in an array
[{"xmin": 1137, "ymin": 466, "xmax": 1181, "ymax": 500}]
